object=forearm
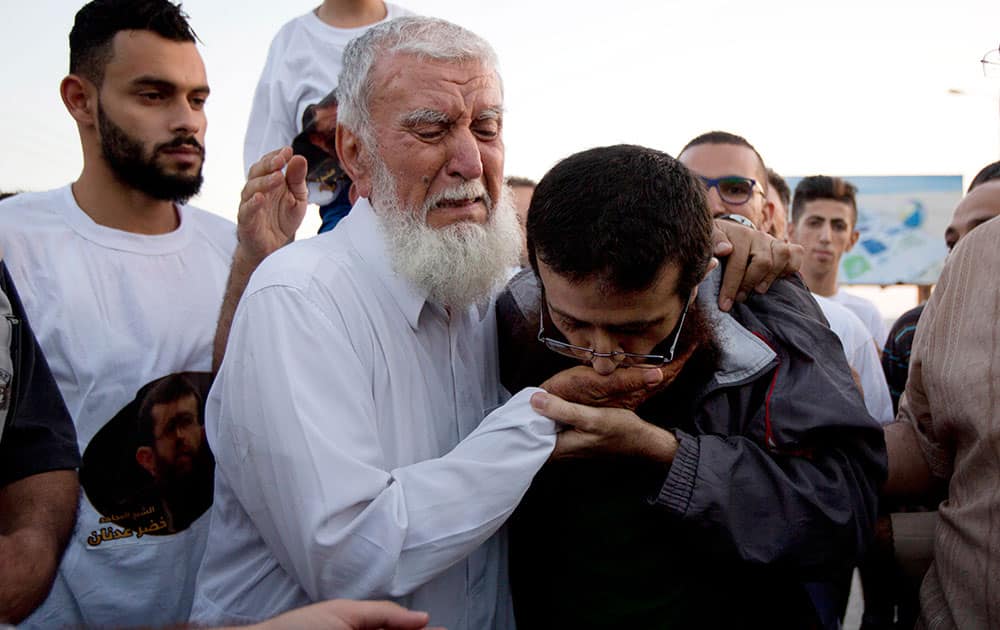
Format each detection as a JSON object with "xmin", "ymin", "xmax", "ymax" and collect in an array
[
  {"xmin": 212, "ymin": 247, "xmax": 264, "ymax": 372},
  {"xmin": 227, "ymin": 389, "xmax": 555, "ymax": 600},
  {"xmin": 656, "ymin": 433, "xmax": 880, "ymax": 568},
  {"xmin": 882, "ymin": 421, "xmax": 935, "ymax": 498},
  {"xmin": 0, "ymin": 469, "xmax": 79, "ymax": 623}
]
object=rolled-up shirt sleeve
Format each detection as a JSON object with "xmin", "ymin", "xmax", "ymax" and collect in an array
[{"xmin": 209, "ymin": 282, "xmax": 556, "ymax": 601}]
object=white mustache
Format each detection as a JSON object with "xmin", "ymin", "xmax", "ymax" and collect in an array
[{"xmin": 423, "ymin": 180, "xmax": 492, "ymax": 214}]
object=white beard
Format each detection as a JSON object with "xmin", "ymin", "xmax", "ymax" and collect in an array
[{"xmin": 369, "ymin": 157, "xmax": 522, "ymax": 310}]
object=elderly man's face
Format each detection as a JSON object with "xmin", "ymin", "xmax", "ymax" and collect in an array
[{"xmin": 360, "ymin": 54, "xmax": 504, "ymax": 227}]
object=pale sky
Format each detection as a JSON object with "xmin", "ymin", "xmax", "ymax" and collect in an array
[{"xmin": 2, "ymin": 0, "xmax": 999, "ymax": 252}]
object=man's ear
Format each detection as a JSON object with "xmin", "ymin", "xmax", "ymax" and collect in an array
[
  {"xmin": 758, "ymin": 198, "xmax": 775, "ymax": 235},
  {"xmin": 787, "ymin": 220, "xmax": 797, "ymax": 241},
  {"xmin": 846, "ymin": 229, "xmax": 860, "ymax": 251},
  {"xmin": 60, "ymin": 74, "xmax": 97, "ymax": 127},
  {"xmin": 135, "ymin": 446, "xmax": 157, "ymax": 477},
  {"xmin": 336, "ymin": 124, "xmax": 372, "ymax": 199}
]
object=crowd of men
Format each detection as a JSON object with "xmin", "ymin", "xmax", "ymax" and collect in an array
[{"xmin": 0, "ymin": 1, "xmax": 998, "ymax": 629}]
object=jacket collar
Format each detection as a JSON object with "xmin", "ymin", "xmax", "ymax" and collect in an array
[{"xmin": 697, "ymin": 267, "xmax": 777, "ymax": 387}]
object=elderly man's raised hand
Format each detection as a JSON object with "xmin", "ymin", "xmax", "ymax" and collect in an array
[
  {"xmin": 713, "ymin": 219, "xmax": 803, "ymax": 311},
  {"xmin": 213, "ymin": 147, "xmax": 309, "ymax": 372},
  {"xmin": 237, "ymin": 147, "xmax": 309, "ymax": 266}
]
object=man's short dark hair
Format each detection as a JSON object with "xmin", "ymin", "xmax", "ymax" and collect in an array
[
  {"xmin": 791, "ymin": 175, "xmax": 858, "ymax": 226},
  {"xmin": 969, "ymin": 160, "xmax": 1000, "ymax": 192},
  {"xmin": 70, "ymin": 0, "xmax": 197, "ymax": 84},
  {"xmin": 766, "ymin": 168, "xmax": 790, "ymax": 208},
  {"xmin": 527, "ymin": 144, "xmax": 713, "ymax": 297},
  {"xmin": 679, "ymin": 130, "xmax": 768, "ymax": 190},
  {"xmin": 136, "ymin": 373, "xmax": 202, "ymax": 447}
]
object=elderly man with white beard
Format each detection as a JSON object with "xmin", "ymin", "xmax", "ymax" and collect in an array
[
  {"xmin": 192, "ymin": 16, "xmax": 802, "ymax": 629},
  {"xmin": 192, "ymin": 18, "xmax": 550, "ymax": 629}
]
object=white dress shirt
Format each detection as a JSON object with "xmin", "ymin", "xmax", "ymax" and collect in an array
[
  {"xmin": 813, "ymin": 294, "xmax": 894, "ymax": 424},
  {"xmin": 191, "ymin": 199, "xmax": 556, "ymax": 629}
]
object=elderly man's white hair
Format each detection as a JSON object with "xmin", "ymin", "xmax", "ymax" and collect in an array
[{"xmin": 336, "ymin": 16, "xmax": 502, "ymax": 149}]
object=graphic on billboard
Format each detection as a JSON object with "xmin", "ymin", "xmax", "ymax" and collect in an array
[{"xmin": 787, "ymin": 175, "xmax": 962, "ymax": 285}]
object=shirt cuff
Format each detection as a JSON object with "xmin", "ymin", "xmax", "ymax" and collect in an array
[{"xmin": 652, "ymin": 429, "xmax": 699, "ymax": 515}]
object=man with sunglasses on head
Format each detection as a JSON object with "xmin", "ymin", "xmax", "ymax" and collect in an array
[{"xmin": 498, "ymin": 144, "xmax": 887, "ymax": 629}]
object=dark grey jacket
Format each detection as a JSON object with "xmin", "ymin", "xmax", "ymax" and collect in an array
[{"xmin": 498, "ymin": 267, "xmax": 887, "ymax": 628}]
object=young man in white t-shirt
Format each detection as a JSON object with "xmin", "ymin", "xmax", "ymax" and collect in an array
[
  {"xmin": 789, "ymin": 175, "xmax": 888, "ymax": 346},
  {"xmin": 244, "ymin": 0, "xmax": 412, "ymax": 233},
  {"xmin": 0, "ymin": 1, "xmax": 302, "ymax": 627}
]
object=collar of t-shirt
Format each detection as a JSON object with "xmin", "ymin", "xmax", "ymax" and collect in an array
[{"xmin": 59, "ymin": 184, "xmax": 193, "ymax": 256}]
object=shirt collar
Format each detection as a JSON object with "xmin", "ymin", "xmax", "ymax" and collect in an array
[{"xmin": 342, "ymin": 198, "xmax": 428, "ymax": 330}]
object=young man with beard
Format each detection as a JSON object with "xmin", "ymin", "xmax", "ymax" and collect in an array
[
  {"xmin": 498, "ymin": 145, "xmax": 887, "ymax": 628},
  {"xmin": 0, "ymin": 1, "xmax": 289, "ymax": 627}
]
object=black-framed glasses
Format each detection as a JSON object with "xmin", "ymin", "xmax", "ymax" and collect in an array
[
  {"xmin": 698, "ymin": 175, "xmax": 765, "ymax": 206},
  {"xmin": 982, "ymin": 46, "xmax": 1000, "ymax": 78},
  {"xmin": 537, "ymin": 295, "xmax": 692, "ymax": 368}
]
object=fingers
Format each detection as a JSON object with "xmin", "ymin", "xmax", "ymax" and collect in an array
[
  {"xmin": 540, "ymin": 365, "xmax": 661, "ymax": 405},
  {"xmin": 237, "ymin": 191, "xmax": 265, "ymax": 224},
  {"xmin": 530, "ymin": 391, "xmax": 598, "ymax": 431},
  {"xmin": 753, "ymin": 238, "xmax": 787, "ymax": 295},
  {"xmin": 247, "ymin": 146, "xmax": 293, "ymax": 181},
  {"xmin": 786, "ymin": 242, "xmax": 804, "ymax": 274},
  {"xmin": 242, "ymin": 148, "xmax": 295, "ymax": 204},
  {"xmin": 285, "ymin": 154, "xmax": 310, "ymax": 202},
  {"xmin": 717, "ymin": 223, "xmax": 751, "ymax": 311},
  {"xmin": 328, "ymin": 599, "xmax": 432, "ymax": 630},
  {"xmin": 552, "ymin": 428, "xmax": 591, "ymax": 460},
  {"xmin": 737, "ymin": 234, "xmax": 775, "ymax": 299},
  {"xmin": 749, "ymin": 240, "xmax": 804, "ymax": 294},
  {"xmin": 241, "ymin": 167, "xmax": 289, "ymax": 206},
  {"xmin": 711, "ymin": 224, "xmax": 734, "ymax": 258}
]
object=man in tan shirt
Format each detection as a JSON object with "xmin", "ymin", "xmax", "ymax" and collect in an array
[{"xmin": 884, "ymin": 215, "xmax": 1000, "ymax": 629}]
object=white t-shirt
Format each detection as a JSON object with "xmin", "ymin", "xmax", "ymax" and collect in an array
[
  {"xmin": 0, "ymin": 186, "xmax": 236, "ymax": 629},
  {"xmin": 831, "ymin": 288, "xmax": 888, "ymax": 347},
  {"xmin": 813, "ymin": 294, "xmax": 894, "ymax": 425},
  {"xmin": 191, "ymin": 199, "xmax": 555, "ymax": 629},
  {"xmin": 243, "ymin": 3, "xmax": 412, "ymax": 176}
]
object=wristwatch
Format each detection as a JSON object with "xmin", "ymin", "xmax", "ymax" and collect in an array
[{"xmin": 718, "ymin": 214, "xmax": 756, "ymax": 230}]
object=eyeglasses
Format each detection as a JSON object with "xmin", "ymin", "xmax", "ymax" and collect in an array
[
  {"xmin": 982, "ymin": 46, "xmax": 1000, "ymax": 78},
  {"xmin": 537, "ymin": 295, "xmax": 692, "ymax": 368},
  {"xmin": 698, "ymin": 176, "xmax": 765, "ymax": 206}
]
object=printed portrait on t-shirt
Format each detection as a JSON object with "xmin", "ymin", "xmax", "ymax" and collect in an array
[
  {"xmin": 79, "ymin": 371, "xmax": 214, "ymax": 546},
  {"xmin": 291, "ymin": 87, "xmax": 350, "ymax": 206}
]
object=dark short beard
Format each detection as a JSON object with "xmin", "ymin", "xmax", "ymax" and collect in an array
[
  {"xmin": 98, "ymin": 106, "xmax": 204, "ymax": 203},
  {"xmin": 637, "ymin": 302, "xmax": 721, "ymax": 424}
]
